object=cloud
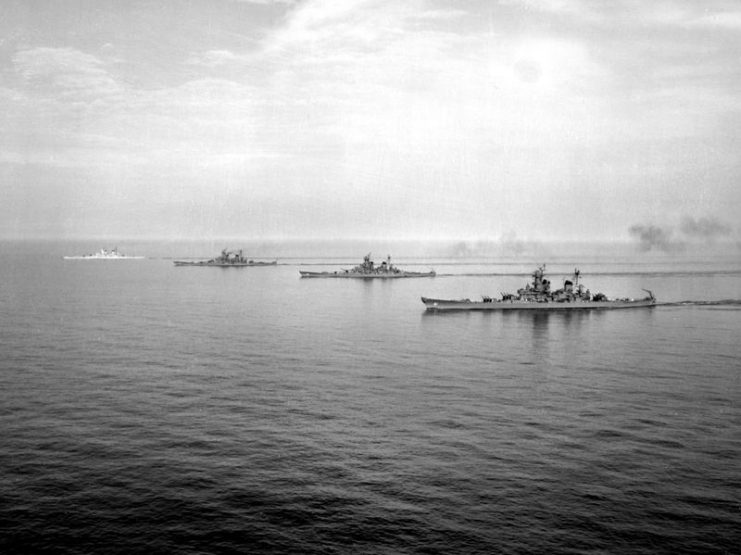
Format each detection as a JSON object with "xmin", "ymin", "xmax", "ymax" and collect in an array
[
  {"xmin": 229, "ymin": 0, "xmax": 295, "ymax": 4},
  {"xmin": 499, "ymin": 0, "xmax": 585, "ymax": 15},
  {"xmin": 12, "ymin": 47, "xmax": 120, "ymax": 99},
  {"xmin": 4, "ymin": 1, "xmax": 741, "ymax": 240},
  {"xmin": 4, "ymin": 66, "xmax": 263, "ymax": 170},
  {"xmin": 412, "ymin": 8, "xmax": 468, "ymax": 21},
  {"xmin": 622, "ymin": 3, "xmax": 741, "ymax": 30},
  {"xmin": 255, "ymin": 0, "xmax": 613, "ymax": 152},
  {"xmin": 629, "ymin": 224, "xmax": 685, "ymax": 252},
  {"xmin": 186, "ymin": 49, "xmax": 242, "ymax": 67},
  {"xmin": 685, "ymin": 9, "xmax": 741, "ymax": 29},
  {"xmin": 502, "ymin": 1, "xmax": 741, "ymax": 34},
  {"xmin": 680, "ymin": 216, "xmax": 732, "ymax": 240}
]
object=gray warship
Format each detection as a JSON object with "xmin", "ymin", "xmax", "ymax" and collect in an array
[
  {"xmin": 174, "ymin": 249, "xmax": 277, "ymax": 267},
  {"xmin": 422, "ymin": 265, "xmax": 655, "ymax": 311},
  {"xmin": 64, "ymin": 247, "xmax": 144, "ymax": 260},
  {"xmin": 300, "ymin": 253, "xmax": 436, "ymax": 278}
]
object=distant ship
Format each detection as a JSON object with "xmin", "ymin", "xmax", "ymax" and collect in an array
[
  {"xmin": 422, "ymin": 265, "xmax": 655, "ymax": 311},
  {"xmin": 174, "ymin": 249, "xmax": 277, "ymax": 267},
  {"xmin": 300, "ymin": 253, "xmax": 436, "ymax": 278},
  {"xmin": 63, "ymin": 248, "xmax": 144, "ymax": 260}
]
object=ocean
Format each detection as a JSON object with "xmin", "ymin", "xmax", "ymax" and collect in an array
[{"xmin": 1, "ymin": 240, "xmax": 740, "ymax": 554}]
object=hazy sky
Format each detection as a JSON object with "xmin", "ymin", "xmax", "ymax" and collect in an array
[{"xmin": 2, "ymin": 0, "xmax": 740, "ymax": 242}]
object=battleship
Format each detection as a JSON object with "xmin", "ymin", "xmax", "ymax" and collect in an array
[
  {"xmin": 63, "ymin": 248, "xmax": 144, "ymax": 260},
  {"xmin": 422, "ymin": 265, "xmax": 655, "ymax": 311},
  {"xmin": 174, "ymin": 249, "xmax": 277, "ymax": 267},
  {"xmin": 300, "ymin": 253, "xmax": 436, "ymax": 278}
]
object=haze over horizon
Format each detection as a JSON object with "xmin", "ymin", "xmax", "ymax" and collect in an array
[{"xmin": 2, "ymin": 0, "xmax": 740, "ymax": 246}]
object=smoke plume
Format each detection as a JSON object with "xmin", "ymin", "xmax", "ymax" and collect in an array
[
  {"xmin": 630, "ymin": 215, "xmax": 735, "ymax": 252},
  {"xmin": 679, "ymin": 216, "xmax": 732, "ymax": 241},
  {"xmin": 629, "ymin": 224, "xmax": 685, "ymax": 252},
  {"xmin": 447, "ymin": 232, "xmax": 528, "ymax": 257}
]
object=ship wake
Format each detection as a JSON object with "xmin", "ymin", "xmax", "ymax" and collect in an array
[{"xmin": 661, "ymin": 300, "xmax": 741, "ymax": 307}]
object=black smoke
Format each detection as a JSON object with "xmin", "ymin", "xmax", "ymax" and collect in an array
[
  {"xmin": 446, "ymin": 233, "xmax": 528, "ymax": 257},
  {"xmin": 680, "ymin": 216, "xmax": 732, "ymax": 241},
  {"xmin": 499, "ymin": 231, "xmax": 526, "ymax": 255},
  {"xmin": 630, "ymin": 216, "xmax": 735, "ymax": 252},
  {"xmin": 629, "ymin": 224, "xmax": 685, "ymax": 252}
]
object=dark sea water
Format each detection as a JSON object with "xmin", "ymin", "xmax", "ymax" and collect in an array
[{"xmin": 1, "ymin": 240, "xmax": 740, "ymax": 554}]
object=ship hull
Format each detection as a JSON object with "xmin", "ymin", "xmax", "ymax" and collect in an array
[
  {"xmin": 300, "ymin": 271, "xmax": 435, "ymax": 278},
  {"xmin": 63, "ymin": 256, "xmax": 144, "ymax": 260},
  {"xmin": 174, "ymin": 261, "xmax": 277, "ymax": 267},
  {"xmin": 422, "ymin": 297, "xmax": 656, "ymax": 311}
]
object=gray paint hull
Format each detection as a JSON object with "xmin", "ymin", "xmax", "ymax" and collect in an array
[
  {"xmin": 301, "ymin": 271, "xmax": 435, "ymax": 278},
  {"xmin": 174, "ymin": 261, "xmax": 277, "ymax": 267},
  {"xmin": 422, "ymin": 297, "xmax": 656, "ymax": 311},
  {"xmin": 64, "ymin": 256, "xmax": 144, "ymax": 260}
]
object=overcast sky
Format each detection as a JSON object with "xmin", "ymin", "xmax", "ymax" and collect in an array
[{"xmin": 2, "ymin": 0, "xmax": 740, "ymax": 242}]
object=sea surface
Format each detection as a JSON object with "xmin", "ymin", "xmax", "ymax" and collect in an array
[{"xmin": 1, "ymin": 240, "xmax": 740, "ymax": 554}]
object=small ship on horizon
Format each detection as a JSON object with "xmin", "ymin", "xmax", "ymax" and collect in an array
[
  {"xmin": 63, "ymin": 248, "xmax": 144, "ymax": 260},
  {"xmin": 300, "ymin": 253, "xmax": 436, "ymax": 278},
  {"xmin": 174, "ymin": 249, "xmax": 277, "ymax": 267}
]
